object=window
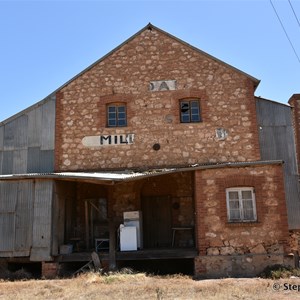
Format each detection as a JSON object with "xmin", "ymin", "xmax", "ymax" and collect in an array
[
  {"xmin": 226, "ymin": 187, "xmax": 257, "ymax": 222},
  {"xmin": 180, "ymin": 99, "xmax": 201, "ymax": 123},
  {"xmin": 107, "ymin": 103, "xmax": 127, "ymax": 127}
]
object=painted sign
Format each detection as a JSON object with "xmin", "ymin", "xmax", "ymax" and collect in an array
[
  {"xmin": 215, "ymin": 128, "xmax": 228, "ymax": 140},
  {"xmin": 149, "ymin": 80, "xmax": 176, "ymax": 91},
  {"xmin": 82, "ymin": 134, "xmax": 135, "ymax": 147}
]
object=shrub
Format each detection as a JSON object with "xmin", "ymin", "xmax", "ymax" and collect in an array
[
  {"xmin": 259, "ymin": 264, "xmax": 300, "ymax": 279},
  {"xmin": 0, "ymin": 265, "xmax": 33, "ymax": 281}
]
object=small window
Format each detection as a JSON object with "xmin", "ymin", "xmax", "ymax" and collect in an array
[
  {"xmin": 180, "ymin": 99, "xmax": 201, "ymax": 123},
  {"xmin": 107, "ymin": 103, "xmax": 127, "ymax": 127},
  {"xmin": 226, "ymin": 187, "xmax": 257, "ymax": 222}
]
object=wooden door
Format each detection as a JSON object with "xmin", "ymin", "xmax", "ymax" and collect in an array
[{"xmin": 142, "ymin": 196, "xmax": 172, "ymax": 248}]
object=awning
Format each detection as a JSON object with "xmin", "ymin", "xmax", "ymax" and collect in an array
[{"xmin": 0, "ymin": 160, "xmax": 283, "ymax": 185}]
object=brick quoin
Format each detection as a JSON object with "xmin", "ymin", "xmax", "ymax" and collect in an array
[
  {"xmin": 54, "ymin": 91, "xmax": 64, "ymax": 172},
  {"xmin": 289, "ymin": 94, "xmax": 300, "ymax": 173}
]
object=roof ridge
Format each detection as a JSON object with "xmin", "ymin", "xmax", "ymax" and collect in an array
[
  {"xmin": 39, "ymin": 22, "xmax": 261, "ymax": 96},
  {"xmin": 1, "ymin": 23, "xmax": 261, "ymax": 124}
]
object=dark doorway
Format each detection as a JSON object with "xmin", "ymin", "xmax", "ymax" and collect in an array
[{"xmin": 142, "ymin": 196, "xmax": 172, "ymax": 248}]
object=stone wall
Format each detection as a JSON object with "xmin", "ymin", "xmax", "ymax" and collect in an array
[
  {"xmin": 110, "ymin": 172, "xmax": 195, "ymax": 242},
  {"xmin": 194, "ymin": 254, "xmax": 293, "ymax": 278},
  {"xmin": 70, "ymin": 172, "xmax": 195, "ymax": 248},
  {"xmin": 288, "ymin": 94, "xmax": 300, "ymax": 173},
  {"xmin": 287, "ymin": 230, "xmax": 300, "ymax": 267},
  {"xmin": 55, "ymin": 26, "xmax": 260, "ymax": 171},
  {"xmin": 288, "ymin": 230, "xmax": 300, "ymax": 253},
  {"xmin": 194, "ymin": 164, "xmax": 290, "ymax": 277}
]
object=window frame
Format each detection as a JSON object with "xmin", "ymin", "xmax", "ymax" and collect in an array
[
  {"xmin": 106, "ymin": 103, "xmax": 127, "ymax": 128},
  {"xmin": 226, "ymin": 187, "xmax": 257, "ymax": 223},
  {"xmin": 179, "ymin": 99, "xmax": 201, "ymax": 123}
]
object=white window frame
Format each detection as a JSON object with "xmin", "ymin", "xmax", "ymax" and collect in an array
[{"xmin": 226, "ymin": 187, "xmax": 257, "ymax": 222}]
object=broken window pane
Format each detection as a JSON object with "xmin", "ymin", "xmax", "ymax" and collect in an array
[{"xmin": 180, "ymin": 100, "xmax": 201, "ymax": 123}]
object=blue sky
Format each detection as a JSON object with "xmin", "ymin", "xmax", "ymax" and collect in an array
[{"xmin": 0, "ymin": 0, "xmax": 299, "ymax": 122}]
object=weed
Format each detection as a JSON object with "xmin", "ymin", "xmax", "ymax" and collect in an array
[
  {"xmin": 156, "ymin": 287, "xmax": 163, "ymax": 300},
  {"xmin": 258, "ymin": 264, "xmax": 300, "ymax": 279}
]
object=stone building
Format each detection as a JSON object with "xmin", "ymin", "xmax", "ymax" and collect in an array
[{"xmin": 0, "ymin": 23, "xmax": 300, "ymax": 278}]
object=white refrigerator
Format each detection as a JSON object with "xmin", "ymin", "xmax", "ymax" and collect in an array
[
  {"xmin": 120, "ymin": 225, "xmax": 137, "ymax": 251},
  {"xmin": 123, "ymin": 211, "xmax": 143, "ymax": 249}
]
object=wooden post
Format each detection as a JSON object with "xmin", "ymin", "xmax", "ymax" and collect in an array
[
  {"xmin": 85, "ymin": 200, "xmax": 90, "ymax": 250},
  {"xmin": 109, "ymin": 219, "xmax": 117, "ymax": 271},
  {"xmin": 90, "ymin": 201, "xmax": 94, "ymax": 247},
  {"xmin": 293, "ymin": 250, "xmax": 299, "ymax": 268}
]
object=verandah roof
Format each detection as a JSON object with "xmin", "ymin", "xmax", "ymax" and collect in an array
[{"xmin": 0, "ymin": 160, "xmax": 283, "ymax": 185}]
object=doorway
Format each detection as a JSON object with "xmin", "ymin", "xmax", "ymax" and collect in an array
[{"xmin": 142, "ymin": 196, "xmax": 172, "ymax": 248}]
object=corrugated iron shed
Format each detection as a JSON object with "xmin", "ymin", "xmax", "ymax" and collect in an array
[
  {"xmin": 256, "ymin": 97, "xmax": 300, "ymax": 229},
  {"xmin": 0, "ymin": 95, "xmax": 55, "ymax": 175}
]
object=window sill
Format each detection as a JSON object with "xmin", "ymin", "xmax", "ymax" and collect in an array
[
  {"xmin": 180, "ymin": 121, "xmax": 202, "ymax": 124},
  {"xmin": 225, "ymin": 221, "xmax": 261, "ymax": 227}
]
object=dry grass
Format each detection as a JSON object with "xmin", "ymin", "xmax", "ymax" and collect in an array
[{"xmin": 1, "ymin": 272, "xmax": 300, "ymax": 300}]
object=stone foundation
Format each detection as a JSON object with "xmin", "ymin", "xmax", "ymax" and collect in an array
[
  {"xmin": 287, "ymin": 230, "xmax": 300, "ymax": 267},
  {"xmin": 194, "ymin": 253, "xmax": 294, "ymax": 278},
  {"xmin": 288, "ymin": 230, "xmax": 300, "ymax": 252}
]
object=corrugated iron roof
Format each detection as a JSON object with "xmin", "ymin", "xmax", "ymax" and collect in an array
[{"xmin": 0, "ymin": 160, "xmax": 283, "ymax": 184}]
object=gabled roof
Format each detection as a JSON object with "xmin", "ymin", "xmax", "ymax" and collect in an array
[
  {"xmin": 1, "ymin": 23, "xmax": 260, "ymax": 125},
  {"xmin": 57, "ymin": 23, "xmax": 260, "ymax": 92},
  {"xmin": 255, "ymin": 96, "xmax": 291, "ymax": 108},
  {"xmin": 0, "ymin": 94, "xmax": 55, "ymax": 126}
]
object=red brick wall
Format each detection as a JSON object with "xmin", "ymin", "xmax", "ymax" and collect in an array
[
  {"xmin": 55, "ymin": 91, "xmax": 64, "ymax": 171},
  {"xmin": 288, "ymin": 94, "xmax": 300, "ymax": 173},
  {"xmin": 54, "ymin": 27, "xmax": 260, "ymax": 171},
  {"xmin": 41, "ymin": 262, "xmax": 59, "ymax": 279}
]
